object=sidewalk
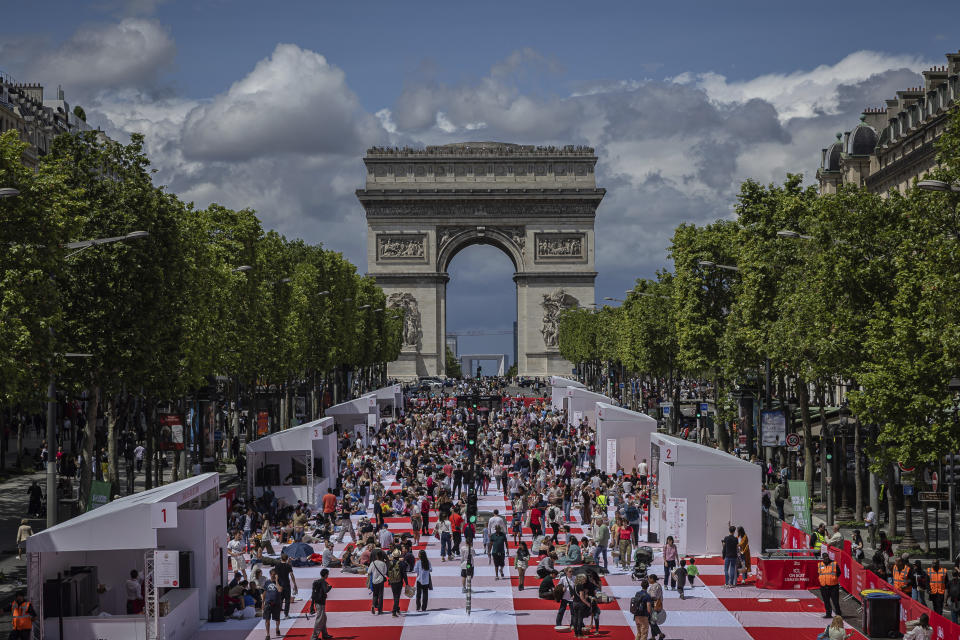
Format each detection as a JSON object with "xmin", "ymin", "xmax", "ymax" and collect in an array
[{"xmin": 0, "ymin": 433, "xmax": 240, "ymax": 634}]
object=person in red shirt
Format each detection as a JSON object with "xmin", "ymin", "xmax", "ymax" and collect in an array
[
  {"xmin": 321, "ymin": 489, "xmax": 337, "ymax": 528},
  {"xmin": 449, "ymin": 508, "xmax": 463, "ymax": 557},
  {"xmin": 529, "ymin": 506, "xmax": 543, "ymax": 540}
]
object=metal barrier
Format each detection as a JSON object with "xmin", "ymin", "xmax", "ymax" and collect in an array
[{"xmin": 761, "ymin": 509, "xmax": 781, "ymax": 553}]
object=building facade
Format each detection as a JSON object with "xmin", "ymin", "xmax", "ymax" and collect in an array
[
  {"xmin": 0, "ymin": 73, "xmax": 95, "ymax": 170},
  {"xmin": 817, "ymin": 50, "xmax": 960, "ymax": 195}
]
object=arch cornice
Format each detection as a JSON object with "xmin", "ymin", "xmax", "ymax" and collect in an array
[{"xmin": 436, "ymin": 226, "xmax": 525, "ymax": 273}]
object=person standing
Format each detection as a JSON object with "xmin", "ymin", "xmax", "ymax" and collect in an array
[
  {"xmin": 335, "ymin": 496, "xmax": 356, "ymax": 543},
  {"xmin": 515, "ymin": 541, "xmax": 530, "ymax": 590},
  {"xmin": 618, "ymin": 520, "xmax": 634, "ymax": 571},
  {"xmin": 321, "ymin": 488, "xmax": 337, "ymax": 528},
  {"xmin": 273, "ymin": 554, "xmax": 298, "ymax": 619},
  {"xmin": 309, "ymin": 568, "xmax": 332, "ymax": 640},
  {"xmin": 556, "ymin": 566, "xmax": 576, "ymax": 628},
  {"xmin": 864, "ymin": 506, "xmax": 877, "ymax": 548},
  {"xmin": 662, "ymin": 536, "xmax": 678, "ymax": 588},
  {"xmin": 647, "ymin": 574, "xmax": 665, "ymax": 640},
  {"xmin": 8, "ymin": 592, "xmax": 36, "ymax": 640},
  {"xmin": 737, "ymin": 526, "xmax": 752, "ymax": 584},
  {"xmin": 368, "ymin": 549, "xmax": 388, "ymax": 615},
  {"xmin": 490, "ymin": 525, "xmax": 508, "ymax": 580},
  {"xmin": 774, "ymin": 480, "xmax": 787, "ymax": 521},
  {"xmin": 624, "ymin": 498, "xmax": 642, "ymax": 546},
  {"xmin": 413, "ymin": 550, "xmax": 432, "ymax": 611},
  {"xmin": 721, "ymin": 526, "xmax": 739, "ymax": 588},
  {"xmin": 593, "ymin": 518, "xmax": 610, "ymax": 572},
  {"xmin": 818, "ymin": 552, "xmax": 841, "ymax": 618},
  {"xmin": 928, "ymin": 560, "xmax": 948, "ymax": 615}
]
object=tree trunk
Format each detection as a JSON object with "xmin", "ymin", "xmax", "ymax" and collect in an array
[
  {"xmin": 902, "ymin": 495, "xmax": 917, "ymax": 547},
  {"xmin": 16, "ymin": 416, "xmax": 24, "ymax": 469},
  {"xmin": 105, "ymin": 393, "xmax": 120, "ymax": 489},
  {"xmin": 817, "ymin": 383, "xmax": 827, "ymax": 504},
  {"xmin": 144, "ymin": 402, "xmax": 154, "ymax": 491},
  {"xmin": 854, "ymin": 421, "xmax": 863, "ymax": 521},
  {"xmin": 79, "ymin": 385, "xmax": 100, "ymax": 510},
  {"xmin": 798, "ymin": 379, "xmax": 815, "ymax": 499},
  {"xmin": 885, "ymin": 463, "xmax": 898, "ymax": 538}
]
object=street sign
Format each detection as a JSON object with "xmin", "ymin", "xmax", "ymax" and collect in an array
[
  {"xmin": 662, "ymin": 406, "xmax": 671, "ymax": 416},
  {"xmin": 785, "ymin": 433, "xmax": 801, "ymax": 448},
  {"xmin": 919, "ymin": 491, "xmax": 949, "ymax": 502},
  {"xmin": 899, "ymin": 462, "xmax": 915, "ymax": 473},
  {"xmin": 738, "ymin": 434, "xmax": 747, "ymax": 446},
  {"xmin": 903, "ymin": 484, "xmax": 914, "ymax": 496},
  {"xmin": 699, "ymin": 402, "xmax": 708, "ymax": 413}
]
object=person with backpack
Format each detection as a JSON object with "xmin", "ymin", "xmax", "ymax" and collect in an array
[
  {"xmin": 387, "ymin": 549, "xmax": 409, "ymax": 617},
  {"xmin": 630, "ymin": 579, "xmax": 653, "ymax": 640},
  {"xmin": 309, "ymin": 568, "xmax": 332, "ymax": 640}
]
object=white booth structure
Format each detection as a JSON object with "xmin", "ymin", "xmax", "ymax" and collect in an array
[
  {"xmin": 647, "ymin": 433, "xmax": 761, "ymax": 556},
  {"xmin": 325, "ymin": 393, "xmax": 378, "ymax": 446},
  {"xmin": 26, "ymin": 473, "xmax": 227, "ymax": 640},
  {"xmin": 549, "ymin": 376, "xmax": 586, "ymax": 411},
  {"xmin": 370, "ymin": 384, "xmax": 403, "ymax": 424},
  {"xmin": 559, "ymin": 387, "xmax": 611, "ymax": 427},
  {"xmin": 594, "ymin": 403, "xmax": 658, "ymax": 475},
  {"xmin": 245, "ymin": 417, "xmax": 337, "ymax": 509}
]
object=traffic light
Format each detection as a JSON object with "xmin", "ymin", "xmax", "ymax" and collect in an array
[
  {"xmin": 466, "ymin": 492, "xmax": 478, "ymax": 524},
  {"xmin": 945, "ymin": 454, "xmax": 960, "ymax": 483},
  {"xmin": 466, "ymin": 420, "xmax": 478, "ymax": 448},
  {"xmin": 825, "ymin": 439, "xmax": 833, "ymax": 462}
]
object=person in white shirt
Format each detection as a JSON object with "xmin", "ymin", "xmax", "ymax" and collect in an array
[
  {"xmin": 125, "ymin": 570, "xmax": 143, "ymax": 614},
  {"xmin": 487, "ymin": 509, "xmax": 507, "ymax": 536}
]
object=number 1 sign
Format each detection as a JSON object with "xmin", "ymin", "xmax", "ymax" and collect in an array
[{"xmin": 151, "ymin": 502, "xmax": 178, "ymax": 528}]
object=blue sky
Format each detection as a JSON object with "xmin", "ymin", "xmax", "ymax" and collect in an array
[{"xmin": 2, "ymin": 1, "xmax": 957, "ymax": 364}]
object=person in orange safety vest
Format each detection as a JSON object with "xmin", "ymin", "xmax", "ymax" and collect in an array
[
  {"xmin": 818, "ymin": 552, "xmax": 841, "ymax": 619},
  {"xmin": 928, "ymin": 559, "xmax": 948, "ymax": 616},
  {"xmin": 10, "ymin": 591, "xmax": 36, "ymax": 640}
]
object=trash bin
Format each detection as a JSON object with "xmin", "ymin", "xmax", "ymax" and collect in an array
[{"xmin": 861, "ymin": 589, "xmax": 901, "ymax": 638}]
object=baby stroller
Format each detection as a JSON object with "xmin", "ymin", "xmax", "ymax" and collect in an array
[{"xmin": 631, "ymin": 545, "xmax": 654, "ymax": 581}]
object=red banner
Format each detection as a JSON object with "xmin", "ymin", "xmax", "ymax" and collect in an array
[
  {"xmin": 756, "ymin": 557, "xmax": 820, "ymax": 590},
  {"xmin": 780, "ymin": 521, "xmax": 810, "ymax": 552},
  {"xmin": 158, "ymin": 413, "xmax": 185, "ymax": 451},
  {"xmin": 257, "ymin": 410, "xmax": 269, "ymax": 436}
]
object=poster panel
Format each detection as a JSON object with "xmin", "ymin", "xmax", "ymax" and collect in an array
[
  {"xmin": 606, "ymin": 438, "xmax": 618, "ymax": 475},
  {"xmin": 87, "ymin": 480, "xmax": 111, "ymax": 511},
  {"xmin": 788, "ymin": 480, "xmax": 812, "ymax": 533},
  {"xmin": 761, "ymin": 410, "xmax": 787, "ymax": 447},
  {"xmin": 257, "ymin": 411, "xmax": 269, "ymax": 436},
  {"xmin": 154, "ymin": 549, "xmax": 180, "ymax": 588},
  {"xmin": 665, "ymin": 497, "xmax": 687, "ymax": 555}
]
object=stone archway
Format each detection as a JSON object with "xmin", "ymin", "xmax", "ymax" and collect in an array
[{"xmin": 357, "ymin": 142, "xmax": 604, "ymax": 379}]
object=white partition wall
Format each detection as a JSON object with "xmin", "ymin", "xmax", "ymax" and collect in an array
[
  {"xmin": 594, "ymin": 403, "xmax": 658, "ymax": 474},
  {"xmin": 370, "ymin": 384, "xmax": 403, "ymax": 424},
  {"xmin": 550, "ymin": 376, "xmax": 586, "ymax": 411},
  {"xmin": 647, "ymin": 433, "xmax": 761, "ymax": 555},
  {"xmin": 561, "ymin": 387, "xmax": 611, "ymax": 427}
]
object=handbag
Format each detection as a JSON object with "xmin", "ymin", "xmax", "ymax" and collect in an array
[
  {"xmin": 652, "ymin": 608, "xmax": 667, "ymax": 625},
  {"xmin": 427, "ymin": 575, "xmax": 433, "ymax": 591},
  {"xmin": 404, "ymin": 585, "xmax": 415, "ymax": 598}
]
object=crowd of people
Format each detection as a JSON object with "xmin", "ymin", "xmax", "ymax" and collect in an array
[{"xmin": 218, "ymin": 380, "xmax": 721, "ymax": 640}]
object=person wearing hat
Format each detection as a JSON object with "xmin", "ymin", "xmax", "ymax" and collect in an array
[
  {"xmin": 387, "ymin": 548, "xmax": 408, "ymax": 617},
  {"xmin": 818, "ymin": 552, "xmax": 841, "ymax": 618}
]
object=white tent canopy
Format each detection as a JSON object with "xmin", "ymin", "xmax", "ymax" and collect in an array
[
  {"xmin": 326, "ymin": 393, "xmax": 378, "ymax": 447},
  {"xmin": 559, "ymin": 387, "xmax": 611, "ymax": 426},
  {"xmin": 27, "ymin": 472, "xmax": 219, "ymax": 553},
  {"xmin": 370, "ymin": 384, "xmax": 403, "ymax": 423},
  {"xmin": 594, "ymin": 403, "xmax": 658, "ymax": 475},
  {"xmin": 648, "ymin": 433, "xmax": 761, "ymax": 556},
  {"xmin": 245, "ymin": 417, "xmax": 336, "ymax": 507}
]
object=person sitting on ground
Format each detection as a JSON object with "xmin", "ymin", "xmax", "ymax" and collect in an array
[
  {"xmin": 321, "ymin": 541, "xmax": 341, "ymax": 568},
  {"xmin": 556, "ymin": 535, "xmax": 582, "ymax": 565},
  {"xmin": 903, "ymin": 613, "xmax": 932, "ymax": 640}
]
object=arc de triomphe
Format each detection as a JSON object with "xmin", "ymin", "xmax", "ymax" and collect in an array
[{"xmin": 357, "ymin": 142, "xmax": 604, "ymax": 379}]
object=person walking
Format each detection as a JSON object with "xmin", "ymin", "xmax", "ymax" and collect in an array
[
  {"xmin": 593, "ymin": 518, "xmax": 610, "ymax": 572},
  {"xmin": 647, "ymin": 574, "xmax": 666, "ymax": 640},
  {"xmin": 864, "ymin": 506, "xmax": 877, "ymax": 548},
  {"xmin": 618, "ymin": 519, "xmax": 634, "ymax": 571},
  {"xmin": 262, "ymin": 569, "xmax": 282, "ymax": 640},
  {"xmin": 335, "ymin": 496, "xmax": 356, "ymax": 543},
  {"xmin": 662, "ymin": 536, "xmax": 678, "ymax": 588},
  {"xmin": 413, "ymin": 550, "xmax": 432, "ymax": 611},
  {"xmin": 309, "ymin": 568, "xmax": 332, "ymax": 640},
  {"xmin": 16, "ymin": 519, "xmax": 32, "ymax": 561},
  {"xmin": 436, "ymin": 516, "xmax": 453, "ymax": 561},
  {"xmin": 368, "ymin": 549, "xmax": 388, "ymax": 615},
  {"xmin": 491, "ymin": 525, "xmax": 508, "ymax": 579},
  {"xmin": 722, "ymin": 526, "xmax": 739, "ymax": 588},
  {"xmin": 387, "ymin": 549, "xmax": 408, "ymax": 617},
  {"xmin": 818, "ymin": 552, "xmax": 841, "ymax": 618},
  {"xmin": 630, "ymin": 579, "xmax": 653, "ymax": 640},
  {"xmin": 515, "ymin": 541, "xmax": 530, "ymax": 590},
  {"xmin": 274, "ymin": 554, "xmax": 298, "ymax": 619}
]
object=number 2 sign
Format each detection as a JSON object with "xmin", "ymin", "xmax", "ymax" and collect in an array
[{"xmin": 663, "ymin": 447, "xmax": 678, "ymax": 463}]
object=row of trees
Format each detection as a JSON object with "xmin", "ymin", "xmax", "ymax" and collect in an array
[
  {"xmin": 0, "ymin": 129, "xmax": 402, "ymax": 506},
  {"xmin": 559, "ymin": 107, "xmax": 960, "ymax": 536}
]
